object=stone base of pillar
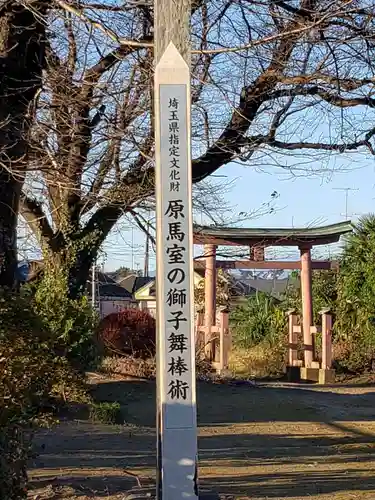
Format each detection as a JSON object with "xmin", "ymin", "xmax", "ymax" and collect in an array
[
  {"xmin": 216, "ymin": 368, "xmax": 232, "ymax": 377},
  {"xmin": 318, "ymin": 368, "xmax": 335, "ymax": 385},
  {"xmin": 211, "ymin": 362, "xmax": 231, "ymax": 377},
  {"xmin": 300, "ymin": 367, "xmax": 320, "ymax": 383},
  {"xmin": 286, "ymin": 365, "xmax": 301, "ymax": 383},
  {"xmin": 123, "ymin": 487, "xmax": 220, "ymax": 499},
  {"xmin": 297, "ymin": 367, "xmax": 336, "ymax": 385}
]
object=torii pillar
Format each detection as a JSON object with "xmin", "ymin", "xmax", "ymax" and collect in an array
[
  {"xmin": 300, "ymin": 245, "xmax": 314, "ymax": 367},
  {"xmin": 204, "ymin": 244, "xmax": 217, "ymax": 360}
]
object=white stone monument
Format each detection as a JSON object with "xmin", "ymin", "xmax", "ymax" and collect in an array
[
  {"xmin": 125, "ymin": 42, "xmax": 219, "ymax": 500},
  {"xmin": 155, "ymin": 41, "xmax": 198, "ymax": 500}
]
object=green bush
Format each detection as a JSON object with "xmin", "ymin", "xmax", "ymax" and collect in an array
[
  {"xmin": 229, "ymin": 293, "xmax": 287, "ymax": 379},
  {"xmin": 333, "ymin": 336, "xmax": 375, "ymax": 374},
  {"xmin": 0, "ymin": 292, "xmax": 59, "ymax": 499},
  {"xmin": 89, "ymin": 402, "xmax": 122, "ymax": 424},
  {"xmin": 0, "ymin": 288, "xmax": 93, "ymax": 499},
  {"xmin": 334, "ymin": 215, "xmax": 375, "ymax": 372},
  {"xmin": 230, "ymin": 292, "xmax": 286, "ymax": 349},
  {"xmin": 0, "ymin": 425, "xmax": 30, "ymax": 500},
  {"xmin": 31, "ymin": 261, "xmax": 99, "ymax": 370}
]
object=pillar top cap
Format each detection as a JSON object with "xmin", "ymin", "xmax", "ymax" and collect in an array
[
  {"xmin": 319, "ymin": 307, "xmax": 331, "ymax": 314},
  {"xmin": 218, "ymin": 306, "xmax": 230, "ymax": 313},
  {"xmin": 287, "ymin": 308, "xmax": 296, "ymax": 315}
]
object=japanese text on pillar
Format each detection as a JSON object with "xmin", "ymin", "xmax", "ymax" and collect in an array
[{"xmin": 164, "ymin": 95, "xmax": 191, "ymax": 402}]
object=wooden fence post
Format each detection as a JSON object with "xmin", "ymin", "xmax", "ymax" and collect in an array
[
  {"xmin": 320, "ymin": 308, "xmax": 333, "ymax": 370},
  {"xmin": 288, "ymin": 309, "xmax": 299, "ymax": 366},
  {"xmin": 219, "ymin": 310, "xmax": 230, "ymax": 372}
]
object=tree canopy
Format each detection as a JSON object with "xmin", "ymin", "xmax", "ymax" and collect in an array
[{"xmin": 338, "ymin": 214, "xmax": 375, "ymax": 333}]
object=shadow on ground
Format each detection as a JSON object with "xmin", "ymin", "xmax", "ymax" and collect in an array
[
  {"xmin": 29, "ymin": 468, "xmax": 375, "ymax": 499},
  {"xmin": 89, "ymin": 378, "xmax": 375, "ymax": 425},
  {"xmin": 28, "ymin": 379, "xmax": 375, "ymax": 499}
]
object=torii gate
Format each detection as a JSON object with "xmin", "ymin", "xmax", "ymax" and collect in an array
[{"xmin": 193, "ymin": 221, "xmax": 352, "ymax": 370}]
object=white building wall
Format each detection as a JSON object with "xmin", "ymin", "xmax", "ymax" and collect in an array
[
  {"xmin": 99, "ymin": 298, "xmax": 136, "ymax": 318},
  {"xmin": 142, "ymin": 300, "xmax": 156, "ymax": 317}
]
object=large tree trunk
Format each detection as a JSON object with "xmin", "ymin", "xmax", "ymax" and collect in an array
[
  {"xmin": 21, "ymin": 193, "xmax": 122, "ymax": 299},
  {"xmin": 39, "ymin": 245, "xmax": 96, "ymax": 300},
  {"xmin": 0, "ymin": 172, "xmax": 21, "ymax": 287},
  {"xmin": 0, "ymin": 1, "xmax": 46, "ymax": 287},
  {"xmin": 67, "ymin": 248, "xmax": 99, "ymax": 300}
]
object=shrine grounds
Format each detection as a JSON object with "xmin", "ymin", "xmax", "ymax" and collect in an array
[{"xmin": 29, "ymin": 375, "xmax": 375, "ymax": 500}]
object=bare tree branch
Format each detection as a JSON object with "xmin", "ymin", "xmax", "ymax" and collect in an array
[
  {"xmin": 267, "ymin": 86, "xmax": 375, "ymax": 108},
  {"xmin": 12, "ymin": 0, "xmax": 375, "ymax": 296},
  {"xmin": 20, "ymin": 194, "xmax": 55, "ymax": 247}
]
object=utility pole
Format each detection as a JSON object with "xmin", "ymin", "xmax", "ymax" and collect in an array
[
  {"xmin": 131, "ymin": 226, "xmax": 134, "ymax": 270},
  {"xmin": 91, "ymin": 263, "xmax": 96, "ymax": 309},
  {"xmin": 333, "ymin": 187, "xmax": 359, "ymax": 220},
  {"xmin": 143, "ymin": 219, "xmax": 150, "ymax": 277}
]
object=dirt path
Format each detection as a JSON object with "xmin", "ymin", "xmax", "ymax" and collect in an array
[{"xmin": 28, "ymin": 378, "xmax": 375, "ymax": 499}]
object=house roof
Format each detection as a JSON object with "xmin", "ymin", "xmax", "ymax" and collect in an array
[
  {"xmin": 88, "ymin": 272, "xmax": 133, "ymax": 299},
  {"xmin": 244, "ymin": 277, "xmax": 299, "ymax": 299},
  {"xmin": 135, "ymin": 270, "xmax": 204, "ymax": 298},
  {"xmin": 117, "ymin": 274, "xmax": 154, "ymax": 295},
  {"xmin": 193, "ymin": 221, "xmax": 352, "ymax": 246},
  {"xmin": 22, "ymin": 261, "xmax": 133, "ymax": 299}
]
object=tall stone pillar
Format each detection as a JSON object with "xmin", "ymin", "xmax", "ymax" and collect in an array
[
  {"xmin": 300, "ymin": 245, "xmax": 314, "ymax": 367},
  {"xmin": 204, "ymin": 244, "xmax": 216, "ymax": 360}
]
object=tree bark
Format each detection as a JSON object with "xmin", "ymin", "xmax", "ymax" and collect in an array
[
  {"xmin": 67, "ymin": 248, "xmax": 99, "ymax": 300},
  {"xmin": 0, "ymin": 1, "xmax": 46, "ymax": 287},
  {"xmin": 0, "ymin": 171, "xmax": 21, "ymax": 287}
]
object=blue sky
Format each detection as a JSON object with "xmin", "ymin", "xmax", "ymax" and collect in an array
[{"xmin": 102, "ymin": 150, "xmax": 375, "ymax": 272}]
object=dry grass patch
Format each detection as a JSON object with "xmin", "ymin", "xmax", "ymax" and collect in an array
[
  {"xmin": 229, "ymin": 342, "xmax": 287, "ymax": 379},
  {"xmin": 100, "ymin": 355, "xmax": 156, "ymax": 379}
]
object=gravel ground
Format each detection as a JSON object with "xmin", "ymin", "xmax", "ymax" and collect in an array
[{"xmin": 28, "ymin": 376, "xmax": 375, "ymax": 499}]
